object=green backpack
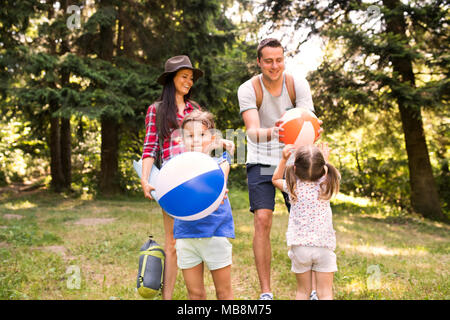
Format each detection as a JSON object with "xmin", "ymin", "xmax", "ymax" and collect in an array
[{"xmin": 137, "ymin": 238, "xmax": 165, "ymax": 299}]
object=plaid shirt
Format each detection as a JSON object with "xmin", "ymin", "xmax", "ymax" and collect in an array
[{"xmin": 142, "ymin": 101, "xmax": 198, "ymax": 164}]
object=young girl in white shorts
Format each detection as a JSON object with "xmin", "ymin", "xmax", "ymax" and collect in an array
[{"xmin": 272, "ymin": 143, "xmax": 340, "ymax": 300}]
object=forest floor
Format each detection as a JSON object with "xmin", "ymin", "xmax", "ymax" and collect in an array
[{"xmin": 0, "ymin": 186, "xmax": 449, "ymax": 300}]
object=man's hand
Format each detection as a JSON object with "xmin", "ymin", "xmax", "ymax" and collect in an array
[
  {"xmin": 272, "ymin": 119, "xmax": 285, "ymax": 140},
  {"xmin": 316, "ymin": 119, "xmax": 324, "ymax": 141}
]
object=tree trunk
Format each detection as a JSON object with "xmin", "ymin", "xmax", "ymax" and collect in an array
[
  {"xmin": 60, "ymin": 117, "xmax": 71, "ymax": 188},
  {"xmin": 48, "ymin": 1, "xmax": 65, "ymax": 192},
  {"xmin": 100, "ymin": 116, "xmax": 121, "ymax": 194},
  {"xmin": 49, "ymin": 101, "xmax": 64, "ymax": 192},
  {"xmin": 98, "ymin": 0, "xmax": 120, "ymax": 194},
  {"xmin": 60, "ymin": 0, "xmax": 72, "ymax": 190},
  {"xmin": 383, "ymin": 0, "xmax": 445, "ymax": 221}
]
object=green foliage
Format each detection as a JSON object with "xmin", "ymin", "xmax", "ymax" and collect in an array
[
  {"xmin": 260, "ymin": 0, "xmax": 449, "ymax": 217},
  {"xmin": 0, "ymin": 115, "xmax": 46, "ymax": 184},
  {"xmin": 1, "ymin": 0, "xmax": 252, "ymax": 194}
]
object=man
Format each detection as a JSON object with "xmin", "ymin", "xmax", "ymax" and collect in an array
[{"xmin": 238, "ymin": 38, "xmax": 318, "ymax": 300}]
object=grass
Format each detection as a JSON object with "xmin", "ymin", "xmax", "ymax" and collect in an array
[{"xmin": 0, "ymin": 187, "xmax": 449, "ymax": 300}]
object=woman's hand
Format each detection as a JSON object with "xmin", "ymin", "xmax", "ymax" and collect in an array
[
  {"xmin": 142, "ymin": 182, "xmax": 156, "ymax": 200},
  {"xmin": 141, "ymin": 157, "xmax": 156, "ymax": 200}
]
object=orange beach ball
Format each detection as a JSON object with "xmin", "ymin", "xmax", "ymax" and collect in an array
[{"xmin": 278, "ymin": 108, "xmax": 320, "ymax": 146}]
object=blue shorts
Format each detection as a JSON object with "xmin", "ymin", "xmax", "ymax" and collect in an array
[{"xmin": 246, "ymin": 163, "xmax": 291, "ymax": 213}]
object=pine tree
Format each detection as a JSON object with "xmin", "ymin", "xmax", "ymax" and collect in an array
[
  {"xmin": 2, "ymin": 0, "xmax": 247, "ymax": 194},
  {"xmin": 77, "ymin": 0, "xmax": 242, "ymax": 194}
]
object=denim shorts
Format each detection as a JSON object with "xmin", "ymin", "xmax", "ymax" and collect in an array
[{"xmin": 246, "ymin": 163, "xmax": 291, "ymax": 213}]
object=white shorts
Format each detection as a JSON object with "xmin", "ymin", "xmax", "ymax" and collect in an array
[
  {"xmin": 175, "ymin": 237, "xmax": 232, "ymax": 271},
  {"xmin": 288, "ymin": 245, "xmax": 337, "ymax": 273}
]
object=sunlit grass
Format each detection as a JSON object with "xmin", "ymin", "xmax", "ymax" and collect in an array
[
  {"xmin": 334, "ymin": 193, "xmax": 373, "ymax": 207},
  {"xmin": 4, "ymin": 200, "xmax": 37, "ymax": 210},
  {"xmin": 339, "ymin": 243, "xmax": 429, "ymax": 257}
]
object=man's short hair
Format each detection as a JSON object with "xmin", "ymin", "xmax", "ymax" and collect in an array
[{"xmin": 257, "ymin": 38, "xmax": 284, "ymax": 60}]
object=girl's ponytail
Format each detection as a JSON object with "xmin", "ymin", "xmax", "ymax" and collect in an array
[
  {"xmin": 285, "ymin": 165, "xmax": 298, "ymax": 203},
  {"xmin": 319, "ymin": 163, "xmax": 341, "ymax": 200}
]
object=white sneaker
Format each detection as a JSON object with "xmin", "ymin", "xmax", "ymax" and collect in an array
[
  {"xmin": 259, "ymin": 292, "xmax": 273, "ymax": 300},
  {"xmin": 310, "ymin": 290, "xmax": 319, "ymax": 300}
]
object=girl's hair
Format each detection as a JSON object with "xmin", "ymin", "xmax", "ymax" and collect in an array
[
  {"xmin": 285, "ymin": 145, "xmax": 341, "ymax": 202},
  {"xmin": 156, "ymin": 72, "xmax": 192, "ymax": 141},
  {"xmin": 181, "ymin": 109, "xmax": 215, "ymax": 130}
]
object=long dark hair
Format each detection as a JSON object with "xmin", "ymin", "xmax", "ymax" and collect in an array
[
  {"xmin": 285, "ymin": 145, "xmax": 341, "ymax": 202},
  {"xmin": 156, "ymin": 72, "xmax": 192, "ymax": 141}
]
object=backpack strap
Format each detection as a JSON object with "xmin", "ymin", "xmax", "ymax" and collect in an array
[
  {"xmin": 251, "ymin": 75, "xmax": 263, "ymax": 110},
  {"xmin": 285, "ymin": 73, "xmax": 296, "ymax": 107},
  {"xmin": 251, "ymin": 74, "xmax": 296, "ymax": 109}
]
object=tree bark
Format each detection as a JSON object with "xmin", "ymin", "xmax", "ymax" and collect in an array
[
  {"xmin": 49, "ymin": 101, "xmax": 64, "ymax": 192},
  {"xmin": 60, "ymin": 117, "xmax": 71, "ymax": 188},
  {"xmin": 60, "ymin": 0, "xmax": 72, "ymax": 190},
  {"xmin": 99, "ymin": 115, "xmax": 121, "ymax": 194},
  {"xmin": 98, "ymin": 0, "xmax": 121, "ymax": 194},
  {"xmin": 48, "ymin": 1, "xmax": 65, "ymax": 192},
  {"xmin": 383, "ymin": 0, "xmax": 445, "ymax": 221}
]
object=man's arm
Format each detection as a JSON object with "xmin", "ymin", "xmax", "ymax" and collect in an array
[
  {"xmin": 239, "ymin": 81, "xmax": 282, "ymax": 143},
  {"xmin": 241, "ymin": 109, "xmax": 283, "ymax": 143}
]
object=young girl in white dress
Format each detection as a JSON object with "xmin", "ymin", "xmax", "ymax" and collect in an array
[{"xmin": 272, "ymin": 143, "xmax": 340, "ymax": 300}]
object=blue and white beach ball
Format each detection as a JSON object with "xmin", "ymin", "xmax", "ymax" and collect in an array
[{"xmin": 155, "ymin": 152, "xmax": 226, "ymax": 221}]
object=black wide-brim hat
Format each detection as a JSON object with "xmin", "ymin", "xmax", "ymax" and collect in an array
[{"xmin": 157, "ymin": 55, "xmax": 204, "ymax": 85}]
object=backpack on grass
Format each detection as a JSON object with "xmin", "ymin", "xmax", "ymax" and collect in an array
[{"xmin": 137, "ymin": 238, "xmax": 165, "ymax": 299}]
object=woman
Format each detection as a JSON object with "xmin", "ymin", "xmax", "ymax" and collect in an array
[{"xmin": 141, "ymin": 55, "xmax": 204, "ymax": 300}]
